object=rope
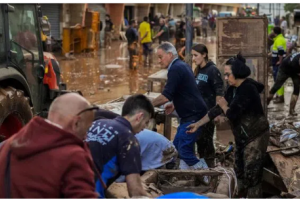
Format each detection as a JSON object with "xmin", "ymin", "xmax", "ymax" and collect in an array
[{"xmin": 213, "ymin": 167, "xmax": 238, "ymax": 198}]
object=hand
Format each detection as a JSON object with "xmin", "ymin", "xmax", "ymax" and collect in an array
[
  {"xmin": 214, "ymin": 116, "xmax": 226, "ymax": 124},
  {"xmin": 217, "ymin": 97, "xmax": 228, "ymax": 109},
  {"xmin": 276, "ymin": 61, "xmax": 281, "ymax": 65},
  {"xmin": 186, "ymin": 122, "xmax": 200, "ymax": 134},
  {"xmin": 164, "ymin": 103, "xmax": 175, "ymax": 115}
]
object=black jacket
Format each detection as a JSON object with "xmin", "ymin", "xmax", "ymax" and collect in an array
[{"xmin": 208, "ymin": 78, "xmax": 269, "ymax": 147}]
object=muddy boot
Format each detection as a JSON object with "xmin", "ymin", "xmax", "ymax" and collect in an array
[
  {"xmin": 190, "ymin": 159, "xmax": 210, "ymax": 185},
  {"xmin": 247, "ymin": 184, "xmax": 262, "ymax": 198},
  {"xmin": 289, "ymin": 95, "xmax": 298, "ymax": 116},
  {"xmin": 273, "ymin": 95, "xmax": 284, "ymax": 104}
]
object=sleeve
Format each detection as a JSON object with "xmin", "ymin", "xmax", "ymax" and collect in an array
[
  {"xmin": 210, "ymin": 67, "xmax": 224, "ymax": 97},
  {"xmin": 278, "ymin": 42, "xmax": 285, "ymax": 56},
  {"xmin": 207, "ymin": 104, "xmax": 223, "ymax": 120},
  {"xmin": 61, "ymin": 151, "xmax": 98, "ymax": 198},
  {"xmin": 162, "ymin": 68, "xmax": 182, "ymax": 101},
  {"xmin": 118, "ymin": 134, "xmax": 142, "ymax": 176},
  {"xmin": 225, "ymin": 85, "xmax": 253, "ymax": 121}
]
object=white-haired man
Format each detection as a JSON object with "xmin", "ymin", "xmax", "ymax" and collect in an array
[{"xmin": 152, "ymin": 42, "xmax": 209, "ymax": 177}]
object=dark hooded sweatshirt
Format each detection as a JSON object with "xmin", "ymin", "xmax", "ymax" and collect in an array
[
  {"xmin": 0, "ymin": 117, "xmax": 98, "ymax": 198},
  {"xmin": 207, "ymin": 78, "xmax": 269, "ymax": 147},
  {"xmin": 195, "ymin": 61, "xmax": 224, "ymax": 109}
]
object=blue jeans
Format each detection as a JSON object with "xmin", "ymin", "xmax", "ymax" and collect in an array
[{"xmin": 173, "ymin": 121, "xmax": 202, "ymax": 166}]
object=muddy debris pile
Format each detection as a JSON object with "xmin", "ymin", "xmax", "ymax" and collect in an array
[
  {"xmin": 214, "ymin": 141, "xmax": 235, "ymax": 168},
  {"xmin": 269, "ymin": 120, "xmax": 300, "ymax": 156}
]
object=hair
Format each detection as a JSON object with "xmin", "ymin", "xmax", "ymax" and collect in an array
[
  {"xmin": 122, "ymin": 94, "xmax": 155, "ymax": 118},
  {"xmin": 143, "ymin": 16, "xmax": 148, "ymax": 22},
  {"xmin": 225, "ymin": 53, "xmax": 251, "ymax": 79},
  {"xmin": 158, "ymin": 42, "xmax": 178, "ymax": 57},
  {"xmin": 273, "ymin": 27, "xmax": 282, "ymax": 35},
  {"xmin": 192, "ymin": 44, "xmax": 208, "ymax": 61},
  {"xmin": 192, "ymin": 44, "xmax": 209, "ymax": 76},
  {"xmin": 130, "ymin": 19, "xmax": 136, "ymax": 25},
  {"xmin": 106, "ymin": 14, "xmax": 110, "ymax": 18}
]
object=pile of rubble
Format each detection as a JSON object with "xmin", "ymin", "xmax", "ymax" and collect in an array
[{"xmin": 269, "ymin": 120, "xmax": 300, "ymax": 156}]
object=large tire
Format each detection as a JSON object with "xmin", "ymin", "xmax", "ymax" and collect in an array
[{"xmin": 0, "ymin": 86, "xmax": 33, "ymax": 141}]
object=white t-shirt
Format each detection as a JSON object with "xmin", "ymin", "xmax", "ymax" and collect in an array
[{"xmin": 281, "ymin": 20, "xmax": 287, "ymax": 30}]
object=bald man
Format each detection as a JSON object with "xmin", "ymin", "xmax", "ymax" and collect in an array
[{"xmin": 0, "ymin": 93, "xmax": 99, "ymax": 198}]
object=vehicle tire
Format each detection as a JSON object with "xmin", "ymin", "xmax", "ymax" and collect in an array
[{"xmin": 0, "ymin": 86, "xmax": 33, "ymax": 141}]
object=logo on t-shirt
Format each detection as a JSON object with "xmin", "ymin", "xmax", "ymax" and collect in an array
[{"xmin": 196, "ymin": 73, "xmax": 208, "ymax": 83}]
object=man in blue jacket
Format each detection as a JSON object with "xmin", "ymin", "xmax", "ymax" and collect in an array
[{"xmin": 152, "ymin": 42, "xmax": 209, "ymax": 182}]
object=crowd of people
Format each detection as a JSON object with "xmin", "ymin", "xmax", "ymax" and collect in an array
[{"xmin": 124, "ymin": 15, "xmax": 215, "ymax": 68}]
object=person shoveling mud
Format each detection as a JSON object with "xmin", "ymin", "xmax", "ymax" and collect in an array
[
  {"xmin": 187, "ymin": 53, "xmax": 270, "ymax": 198},
  {"xmin": 267, "ymin": 52, "xmax": 300, "ymax": 116}
]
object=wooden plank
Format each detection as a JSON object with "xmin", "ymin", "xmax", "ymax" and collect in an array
[
  {"xmin": 267, "ymin": 145, "xmax": 300, "ymax": 192},
  {"xmin": 154, "ymin": 169, "xmax": 223, "ymax": 176}
]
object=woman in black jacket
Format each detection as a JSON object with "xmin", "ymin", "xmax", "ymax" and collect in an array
[
  {"xmin": 187, "ymin": 53, "xmax": 270, "ymax": 198},
  {"xmin": 192, "ymin": 44, "xmax": 224, "ymax": 167}
]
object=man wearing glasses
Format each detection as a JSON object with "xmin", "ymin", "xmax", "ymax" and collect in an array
[
  {"xmin": 86, "ymin": 94, "xmax": 154, "ymax": 198},
  {"xmin": 0, "ymin": 93, "xmax": 99, "ymax": 198}
]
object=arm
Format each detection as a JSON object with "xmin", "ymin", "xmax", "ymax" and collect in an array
[
  {"xmin": 221, "ymin": 86, "xmax": 253, "ymax": 121},
  {"xmin": 152, "ymin": 94, "xmax": 169, "ymax": 107},
  {"xmin": 277, "ymin": 44, "xmax": 285, "ymax": 65},
  {"xmin": 186, "ymin": 105, "xmax": 223, "ymax": 134},
  {"xmin": 159, "ymin": 67, "xmax": 182, "ymax": 104},
  {"xmin": 118, "ymin": 136, "xmax": 145, "ymax": 197},
  {"xmin": 211, "ymin": 67, "xmax": 225, "ymax": 104},
  {"xmin": 140, "ymin": 31, "xmax": 148, "ymax": 41},
  {"xmin": 61, "ymin": 151, "xmax": 98, "ymax": 198},
  {"xmin": 126, "ymin": 174, "xmax": 148, "ymax": 197},
  {"xmin": 153, "ymin": 30, "xmax": 164, "ymax": 39}
]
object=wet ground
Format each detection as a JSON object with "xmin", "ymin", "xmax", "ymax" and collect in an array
[{"xmin": 56, "ymin": 36, "xmax": 217, "ymax": 105}]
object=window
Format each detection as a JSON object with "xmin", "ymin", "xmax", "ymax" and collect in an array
[{"xmin": 8, "ymin": 4, "xmax": 41, "ymax": 62}]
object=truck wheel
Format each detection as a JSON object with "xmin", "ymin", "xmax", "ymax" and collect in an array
[{"xmin": 0, "ymin": 86, "xmax": 33, "ymax": 141}]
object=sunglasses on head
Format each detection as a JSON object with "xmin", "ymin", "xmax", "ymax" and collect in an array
[{"xmin": 76, "ymin": 104, "xmax": 99, "ymax": 116}]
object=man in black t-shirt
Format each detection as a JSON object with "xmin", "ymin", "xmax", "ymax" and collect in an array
[
  {"xmin": 267, "ymin": 52, "xmax": 300, "ymax": 115},
  {"xmin": 86, "ymin": 94, "xmax": 154, "ymax": 198},
  {"xmin": 153, "ymin": 18, "xmax": 169, "ymax": 44},
  {"xmin": 125, "ymin": 19, "xmax": 139, "ymax": 69}
]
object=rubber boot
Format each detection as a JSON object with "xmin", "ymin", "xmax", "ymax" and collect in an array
[
  {"xmin": 289, "ymin": 95, "xmax": 298, "ymax": 116},
  {"xmin": 273, "ymin": 95, "xmax": 284, "ymax": 104}
]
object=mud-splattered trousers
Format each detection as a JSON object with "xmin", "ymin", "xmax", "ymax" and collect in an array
[
  {"xmin": 235, "ymin": 131, "xmax": 270, "ymax": 198},
  {"xmin": 196, "ymin": 120, "xmax": 215, "ymax": 167}
]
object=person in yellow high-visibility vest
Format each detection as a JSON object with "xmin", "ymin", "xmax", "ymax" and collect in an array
[{"xmin": 271, "ymin": 27, "xmax": 286, "ymax": 103}]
